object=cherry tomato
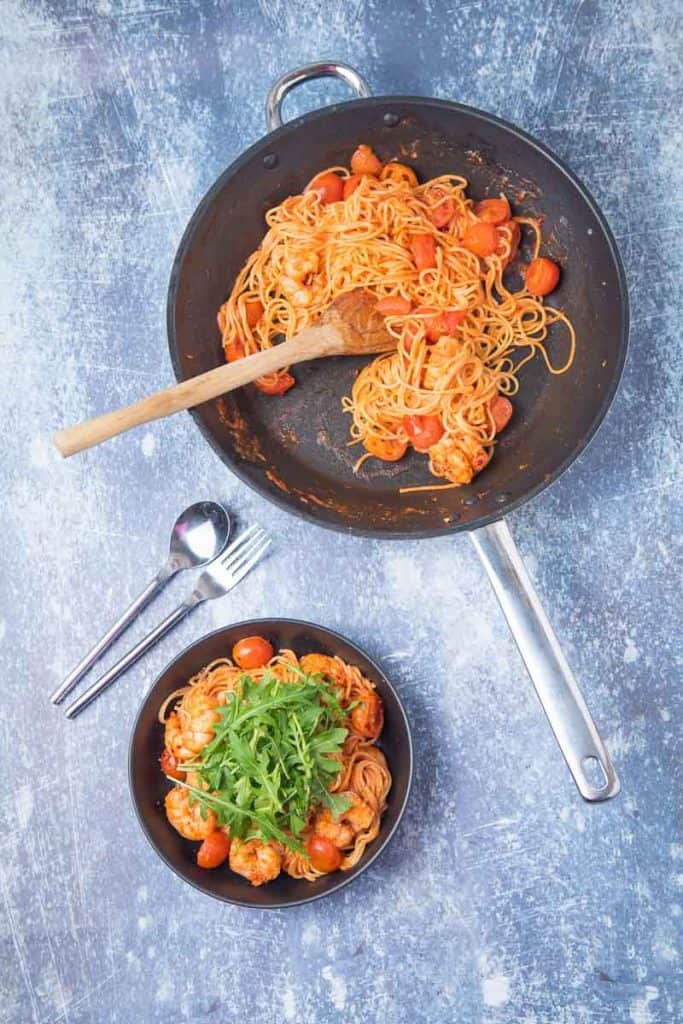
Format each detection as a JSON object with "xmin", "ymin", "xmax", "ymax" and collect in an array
[
  {"xmin": 496, "ymin": 220, "xmax": 521, "ymax": 267},
  {"xmin": 489, "ymin": 395, "xmax": 513, "ymax": 433},
  {"xmin": 351, "ymin": 145, "xmax": 383, "ymax": 176},
  {"xmin": 306, "ymin": 834, "xmax": 343, "ymax": 873},
  {"xmin": 197, "ymin": 831, "xmax": 231, "ymax": 869},
  {"xmin": 470, "ymin": 446, "xmax": 491, "ymax": 473},
  {"xmin": 410, "ymin": 233, "xmax": 437, "ymax": 270},
  {"xmin": 343, "ymin": 173, "xmax": 364, "ymax": 199},
  {"xmin": 232, "ymin": 635, "xmax": 274, "ymax": 670},
  {"xmin": 418, "ymin": 307, "xmax": 467, "ymax": 341},
  {"xmin": 376, "ymin": 296, "xmax": 412, "ymax": 316},
  {"xmin": 462, "ymin": 221, "xmax": 498, "ymax": 257},
  {"xmin": 363, "ymin": 435, "xmax": 407, "ymax": 462},
  {"xmin": 244, "ymin": 298, "xmax": 264, "ymax": 327},
  {"xmin": 305, "ymin": 171, "xmax": 344, "ymax": 204},
  {"xmin": 426, "ymin": 186, "xmax": 456, "ymax": 228},
  {"xmin": 403, "ymin": 414, "xmax": 444, "ymax": 452},
  {"xmin": 350, "ymin": 691, "xmax": 384, "ymax": 737},
  {"xmin": 380, "ymin": 162, "xmax": 419, "ymax": 187},
  {"xmin": 525, "ymin": 257, "xmax": 560, "ymax": 296},
  {"xmin": 159, "ymin": 748, "xmax": 182, "ymax": 780},
  {"xmin": 254, "ymin": 372, "xmax": 295, "ymax": 395},
  {"xmin": 473, "ymin": 197, "xmax": 511, "ymax": 225},
  {"xmin": 225, "ymin": 337, "xmax": 246, "ymax": 362}
]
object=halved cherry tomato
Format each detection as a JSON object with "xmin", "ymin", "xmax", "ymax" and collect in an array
[
  {"xmin": 380, "ymin": 162, "xmax": 419, "ymax": 187},
  {"xmin": 244, "ymin": 298, "xmax": 264, "ymax": 327},
  {"xmin": 525, "ymin": 257, "xmax": 560, "ymax": 296},
  {"xmin": 376, "ymin": 296, "xmax": 412, "ymax": 316},
  {"xmin": 306, "ymin": 834, "xmax": 342, "ymax": 873},
  {"xmin": 363, "ymin": 435, "xmax": 407, "ymax": 462},
  {"xmin": 462, "ymin": 221, "xmax": 498, "ymax": 257},
  {"xmin": 197, "ymin": 831, "xmax": 231, "ymax": 869},
  {"xmin": 410, "ymin": 233, "xmax": 437, "ymax": 271},
  {"xmin": 232, "ymin": 635, "xmax": 274, "ymax": 670},
  {"xmin": 473, "ymin": 197, "xmax": 511, "ymax": 225},
  {"xmin": 351, "ymin": 144, "xmax": 382, "ymax": 176},
  {"xmin": 426, "ymin": 186, "xmax": 456, "ymax": 228},
  {"xmin": 403, "ymin": 414, "xmax": 444, "ymax": 452},
  {"xmin": 225, "ymin": 337, "xmax": 246, "ymax": 362},
  {"xmin": 305, "ymin": 171, "xmax": 344, "ymax": 204},
  {"xmin": 343, "ymin": 173, "xmax": 364, "ymax": 199},
  {"xmin": 255, "ymin": 372, "xmax": 295, "ymax": 395},
  {"xmin": 418, "ymin": 307, "xmax": 467, "ymax": 341},
  {"xmin": 159, "ymin": 748, "xmax": 182, "ymax": 780},
  {"xmin": 489, "ymin": 395, "xmax": 513, "ymax": 433},
  {"xmin": 496, "ymin": 220, "xmax": 521, "ymax": 267}
]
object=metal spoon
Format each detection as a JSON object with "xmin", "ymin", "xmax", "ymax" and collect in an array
[{"xmin": 50, "ymin": 501, "xmax": 230, "ymax": 704}]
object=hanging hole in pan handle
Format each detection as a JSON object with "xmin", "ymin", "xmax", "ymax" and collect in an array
[{"xmin": 265, "ymin": 61, "xmax": 371, "ymax": 132}]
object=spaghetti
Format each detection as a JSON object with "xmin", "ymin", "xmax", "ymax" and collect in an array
[
  {"xmin": 158, "ymin": 640, "xmax": 391, "ymax": 886},
  {"xmin": 217, "ymin": 144, "xmax": 575, "ymax": 487}
]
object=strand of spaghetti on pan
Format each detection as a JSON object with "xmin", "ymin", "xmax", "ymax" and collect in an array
[
  {"xmin": 158, "ymin": 649, "xmax": 391, "ymax": 883},
  {"xmin": 217, "ymin": 144, "xmax": 575, "ymax": 488}
]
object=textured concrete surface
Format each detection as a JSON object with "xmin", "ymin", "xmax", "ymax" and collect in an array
[{"xmin": 1, "ymin": 2, "xmax": 681, "ymax": 1022}]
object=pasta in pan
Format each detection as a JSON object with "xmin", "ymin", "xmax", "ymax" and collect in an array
[
  {"xmin": 217, "ymin": 144, "xmax": 574, "ymax": 489},
  {"xmin": 158, "ymin": 637, "xmax": 391, "ymax": 886}
]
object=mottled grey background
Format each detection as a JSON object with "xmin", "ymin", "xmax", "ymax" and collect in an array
[{"xmin": 0, "ymin": 1, "xmax": 681, "ymax": 1022}]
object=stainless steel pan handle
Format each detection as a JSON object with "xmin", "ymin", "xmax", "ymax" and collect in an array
[
  {"xmin": 266, "ymin": 62, "xmax": 371, "ymax": 131},
  {"xmin": 471, "ymin": 519, "xmax": 619, "ymax": 801}
]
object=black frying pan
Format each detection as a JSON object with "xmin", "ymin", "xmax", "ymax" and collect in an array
[{"xmin": 168, "ymin": 63, "xmax": 629, "ymax": 802}]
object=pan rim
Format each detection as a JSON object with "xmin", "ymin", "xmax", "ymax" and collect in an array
[
  {"xmin": 128, "ymin": 617, "xmax": 414, "ymax": 909},
  {"xmin": 167, "ymin": 94, "xmax": 630, "ymax": 538}
]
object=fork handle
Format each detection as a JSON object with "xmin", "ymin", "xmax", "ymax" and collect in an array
[
  {"xmin": 64, "ymin": 597, "xmax": 199, "ymax": 719},
  {"xmin": 51, "ymin": 567, "xmax": 174, "ymax": 705}
]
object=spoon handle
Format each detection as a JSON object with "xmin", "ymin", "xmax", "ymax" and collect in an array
[
  {"xmin": 50, "ymin": 567, "xmax": 174, "ymax": 705},
  {"xmin": 53, "ymin": 326, "xmax": 336, "ymax": 458},
  {"xmin": 63, "ymin": 599, "xmax": 198, "ymax": 719}
]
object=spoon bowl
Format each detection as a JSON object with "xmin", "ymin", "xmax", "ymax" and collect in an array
[{"xmin": 169, "ymin": 501, "xmax": 231, "ymax": 570}]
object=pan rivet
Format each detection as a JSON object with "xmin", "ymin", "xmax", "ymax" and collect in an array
[
  {"xmin": 496, "ymin": 492, "xmax": 511, "ymax": 504},
  {"xmin": 383, "ymin": 113, "xmax": 400, "ymax": 127},
  {"xmin": 463, "ymin": 495, "xmax": 479, "ymax": 506},
  {"xmin": 263, "ymin": 153, "xmax": 278, "ymax": 169}
]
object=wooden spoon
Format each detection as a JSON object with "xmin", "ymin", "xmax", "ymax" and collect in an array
[{"xmin": 54, "ymin": 290, "xmax": 394, "ymax": 458}]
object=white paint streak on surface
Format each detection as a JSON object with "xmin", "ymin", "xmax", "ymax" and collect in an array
[
  {"xmin": 322, "ymin": 965, "xmax": 347, "ymax": 1010},
  {"xmin": 482, "ymin": 973, "xmax": 511, "ymax": 1007}
]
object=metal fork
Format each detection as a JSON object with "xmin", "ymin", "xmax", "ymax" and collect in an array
[{"xmin": 64, "ymin": 525, "xmax": 271, "ymax": 719}]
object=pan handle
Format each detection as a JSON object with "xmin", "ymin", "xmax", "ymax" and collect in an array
[
  {"xmin": 470, "ymin": 519, "xmax": 620, "ymax": 802},
  {"xmin": 266, "ymin": 62, "xmax": 371, "ymax": 131}
]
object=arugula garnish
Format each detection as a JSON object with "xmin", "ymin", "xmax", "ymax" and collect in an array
[{"xmin": 177, "ymin": 671, "xmax": 352, "ymax": 853}]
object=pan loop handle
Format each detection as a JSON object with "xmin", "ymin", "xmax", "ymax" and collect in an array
[
  {"xmin": 470, "ymin": 519, "xmax": 620, "ymax": 802},
  {"xmin": 265, "ymin": 62, "xmax": 371, "ymax": 132}
]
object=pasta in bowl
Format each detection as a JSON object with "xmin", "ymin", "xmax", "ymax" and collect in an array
[{"xmin": 129, "ymin": 620, "xmax": 412, "ymax": 907}]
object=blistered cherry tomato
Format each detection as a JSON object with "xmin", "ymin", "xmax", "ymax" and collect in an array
[
  {"xmin": 343, "ymin": 174, "xmax": 363, "ymax": 199},
  {"xmin": 306, "ymin": 834, "xmax": 343, "ymax": 872},
  {"xmin": 244, "ymin": 298, "xmax": 264, "ymax": 327},
  {"xmin": 410, "ymin": 233, "xmax": 437, "ymax": 270},
  {"xmin": 489, "ymin": 395, "xmax": 513, "ymax": 433},
  {"xmin": 403, "ymin": 414, "xmax": 444, "ymax": 452},
  {"xmin": 350, "ymin": 144, "xmax": 383, "ymax": 176},
  {"xmin": 305, "ymin": 171, "xmax": 344, "ymax": 204},
  {"xmin": 525, "ymin": 257, "xmax": 560, "ymax": 296},
  {"xmin": 225, "ymin": 337, "xmax": 246, "ymax": 362},
  {"xmin": 426, "ymin": 186, "xmax": 456, "ymax": 228},
  {"xmin": 232, "ymin": 635, "xmax": 274, "ymax": 670},
  {"xmin": 159, "ymin": 748, "xmax": 182, "ymax": 780},
  {"xmin": 473, "ymin": 197, "xmax": 511, "ymax": 225},
  {"xmin": 462, "ymin": 221, "xmax": 498, "ymax": 257},
  {"xmin": 254, "ymin": 372, "xmax": 295, "ymax": 395},
  {"xmin": 197, "ymin": 831, "xmax": 231, "ymax": 869}
]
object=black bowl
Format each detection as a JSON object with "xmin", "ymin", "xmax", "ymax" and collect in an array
[{"xmin": 129, "ymin": 619, "xmax": 413, "ymax": 908}]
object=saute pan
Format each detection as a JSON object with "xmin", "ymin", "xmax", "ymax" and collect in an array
[{"xmin": 168, "ymin": 62, "xmax": 629, "ymax": 801}]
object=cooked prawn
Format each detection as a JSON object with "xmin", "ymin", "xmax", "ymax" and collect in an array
[
  {"xmin": 300, "ymin": 653, "xmax": 346, "ymax": 686},
  {"xmin": 313, "ymin": 792, "xmax": 374, "ymax": 849},
  {"xmin": 164, "ymin": 691, "xmax": 219, "ymax": 761},
  {"xmin": 164, "ymin": 786, "xmax": 217, "ymax": 841},
  {"xmin": 229, "ymin": 838, "xmax": 282, "ymax": 886}
]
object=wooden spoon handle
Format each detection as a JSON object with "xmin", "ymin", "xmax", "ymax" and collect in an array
[{"xmin": 54, "ymin": 326, "xmax": 336, "ymax": 458}]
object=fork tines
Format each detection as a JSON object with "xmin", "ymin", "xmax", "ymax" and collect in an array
[{"xmin": 219, "ymin": 525, "xmax": 271, "ymax": 584}]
